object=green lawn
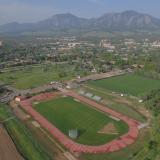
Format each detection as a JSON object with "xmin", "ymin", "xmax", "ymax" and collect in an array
[
  {"xmin": 34, "ymin": 96, "xmax": 128, "ymax": 145},
  {"xmin": 88, "ymin": 74, "xmax": 160, "ymax": 97},
  {"xmin": 0, "ymin": 64, "xmax": 75, "ymax": 89},
  {"xmin": 0, "ymin": 104, "xmax": 51, "ymax": 160}
]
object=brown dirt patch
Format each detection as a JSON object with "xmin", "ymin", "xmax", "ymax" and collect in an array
[
  {"xmin": 98, "ymin": 123, "xmax": 118, "ymax": 135},
  {"xmin": 0, "ymin": 126, "xmax": 23, "ymax": 160}
]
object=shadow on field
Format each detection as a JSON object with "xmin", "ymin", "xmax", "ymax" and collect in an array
[{"xmin": 78, "ymin": 129, "xmax": 86, "ymax": 137}]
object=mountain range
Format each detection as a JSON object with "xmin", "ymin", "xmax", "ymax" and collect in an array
[{"xmin": 1, "ymin": 10, "xmax": 160, "ymax": 34}]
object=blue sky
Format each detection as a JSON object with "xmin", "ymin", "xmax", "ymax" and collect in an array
[{"xmin": 0, "ymin": 0, "xmax": 160, "ymax": 25}]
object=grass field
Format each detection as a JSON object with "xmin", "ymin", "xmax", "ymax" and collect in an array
[
  {"xmin": 0, "ymin": 104, "xmax": 51, "ymax": 160},
  {"xmin": 88, "ymin": 74, "xmax": 160, "ymax": 97},
  {"xmin": 0, "ymin": 64, "xmax": 74, "ymax": 89},
  {"xmin": 34, "ymin": 96, "xmax": 128, "ymax": 145},
  {"xmin": 0, "ymin": 63, "xmax": 88, "ymax": 89}
]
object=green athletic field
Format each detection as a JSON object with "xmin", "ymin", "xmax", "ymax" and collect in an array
[
  {"xmin": 88, "ymin": 74, "xmax": 160, "ymax": 97},
  {"xmin": 34, "ymin": 96, "xmax": 128, "ymax": 145}
]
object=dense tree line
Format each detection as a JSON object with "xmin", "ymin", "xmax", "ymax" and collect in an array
[{"xmin": 144, "ymin": 89, "xmax": 160, "ymax": 116}]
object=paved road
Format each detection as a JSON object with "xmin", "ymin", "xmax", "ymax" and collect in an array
[
  {"xmin": 0, "ymin": 69, "xmax": 131, "ymax": 103},
  {"xmin": 0, "ymin": 82, "xmax": 62, "ymax": 103}
]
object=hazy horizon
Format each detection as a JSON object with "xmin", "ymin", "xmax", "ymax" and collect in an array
[{"xmin": 0, "ymin": 0, "xmax": 160, "ymax": 25}]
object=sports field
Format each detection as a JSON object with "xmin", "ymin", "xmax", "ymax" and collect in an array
[
  {"xmin": 88, "ymin": 74, "xmax": 160, "ymax": 96},
  {"xmin": 34, "ymin": 96, "xmax": 128, "ymax": 145}
]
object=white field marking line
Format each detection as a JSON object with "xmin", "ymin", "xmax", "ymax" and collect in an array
[
  {"xmin": 108, "ymin": 115, "xmax": 120, "ymax": 121},
  {"xmin": 83, "ymin": 85, "xmax": 111, "ymax": 97},
  {"xmin": 39, "ymin": 127, "xmax": 65, "ymax": 153},
  {"xmin": 64, "ymin": 152, "xmax": 78, "ymax": 160}
]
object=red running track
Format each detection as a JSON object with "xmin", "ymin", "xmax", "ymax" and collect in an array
[{"xmin": 20, "ymin": 92, "xmax": 140, "ymax": 154}]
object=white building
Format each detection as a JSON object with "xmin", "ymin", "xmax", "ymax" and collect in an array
[
  {"xmin": 100, "ymin": 40, "xmax": 115, "ymax": 50},
  {"xmin": 151, "ymin": 41, "xmax": 160, "ymax": 48},
  {"xmin": 124, "ymin": 39, "xmax": 136, "ymax": 45}
]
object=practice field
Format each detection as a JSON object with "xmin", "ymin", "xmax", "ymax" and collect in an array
[
  {"xmin": 88, "ymin": 74, "xmax": 160, "ymax": 96},
  {"xmin": 34, "ymin": 96, "xmax": 128, "ymax": 146}
]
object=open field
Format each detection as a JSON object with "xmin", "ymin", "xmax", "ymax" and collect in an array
[
  {"xmin": 0, "ymin": 63, "xmax": 86, "ymax": 89},
  {"xmin": 88, "ymin": 74, "xmax": 160, "ymax": 97},
  {"xmin": 34, "ymin": 96, "xmax": 128, "ymax": 145},
  {"xmin": 0, "ymin": 103, "xmax": 51, "ymax": 160},
  {"xmin": 0, "ymin": 126, "xmax": 22, "ymax": 160}
]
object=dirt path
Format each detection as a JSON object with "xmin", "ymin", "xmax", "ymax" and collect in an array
[{"xmin": 0, "ymin": 125, "xmax": 23, "ymax": 160}]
